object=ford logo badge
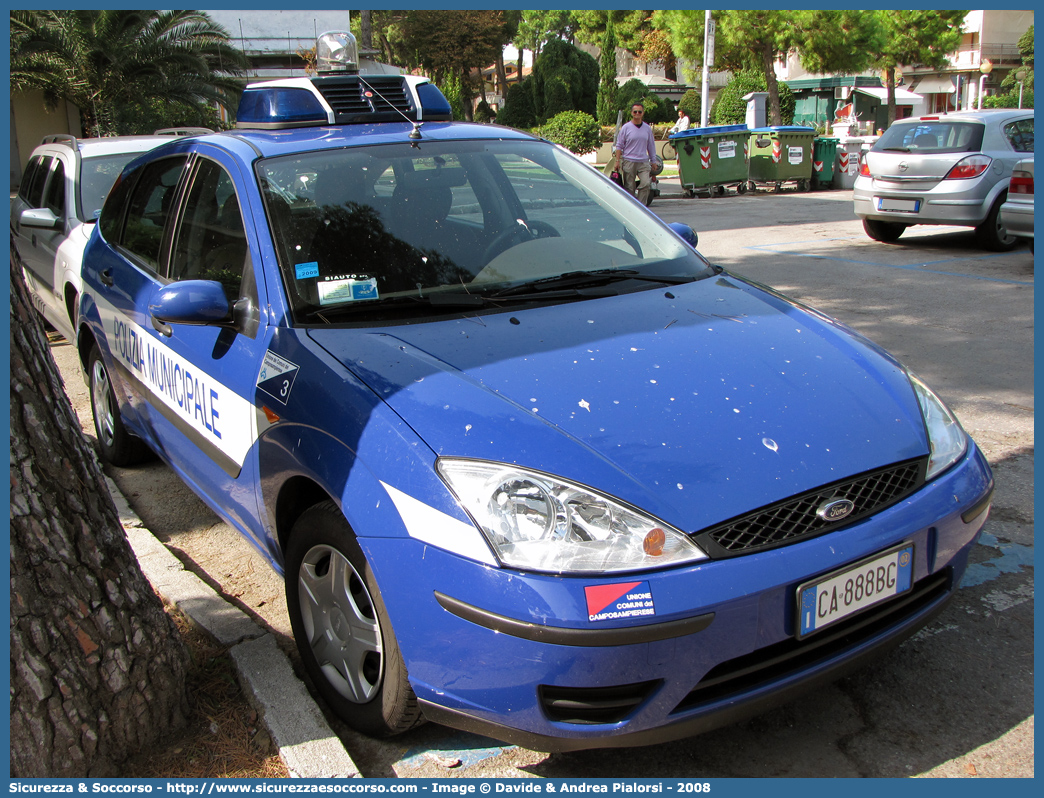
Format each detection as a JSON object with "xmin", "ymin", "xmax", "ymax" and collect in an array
[{"xmin": 817, "ymin": 498, "xmax": 855, "ymax": 522}]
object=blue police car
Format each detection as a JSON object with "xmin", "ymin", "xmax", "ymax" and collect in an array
[{"xmin": 77, "ymin": 31, "xmax": 994, "ymax": 750}]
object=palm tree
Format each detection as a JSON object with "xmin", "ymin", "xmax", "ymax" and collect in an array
[{"xmin": 10, "ymin": 9, "xmax": 248, "ymax": 136}]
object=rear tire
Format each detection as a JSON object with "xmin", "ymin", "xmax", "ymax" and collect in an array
[
  {"xmin": 285, "ymin": 501, "xmax": 423, "ymax": 738},
  {"xmin": 862, "ymin": 218, "xmax": 907, "ymax": 243},
  {"xmin": 88, "ymin": 345, "xmax": 151, "ymax": 466},
  {"xmin": 976, "ymin": 195, "xmax": 1019, "ymax": 252}
]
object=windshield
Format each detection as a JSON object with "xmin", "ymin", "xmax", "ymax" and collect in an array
[
  {"xmin": 79, "ymin": 153, "xmax": 149, "ymax": 222},
  {"xmin": 257, "ymin": 139, "xmax": 713, "ymax": 323}
]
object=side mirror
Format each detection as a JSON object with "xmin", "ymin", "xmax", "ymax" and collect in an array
[
  {"xmin": 20, "ymin": 208, "xmax": 60, "ymax": 229},
  {"xmin": 148, "ymin": 280, "xmax": 232, "ymax": 336},
  {"xmin": 668, "ymin": 222, "xmax": 699, "ymax": 249}
]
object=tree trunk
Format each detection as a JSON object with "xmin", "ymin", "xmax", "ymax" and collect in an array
[
  {"xmin": 495, "ymin": 51, "xmax": 508, "ymax": 100},
  {"xmin": 360, "ymin": 10, "xmax": 373, "ymax": 52},
  {"xmin": 761, "ymin": 44, "xmax": 783, "ymax": 125},
  {"xmin": 9, "ymin": 258, "xmax": 190, "ymax": 777}
]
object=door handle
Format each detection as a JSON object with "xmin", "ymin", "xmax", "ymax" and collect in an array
[{"xmin": 99, "ymin": 268, "xmax": 114, "ymax": 286}]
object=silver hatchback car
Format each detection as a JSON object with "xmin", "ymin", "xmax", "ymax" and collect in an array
[{"xmin": 853, "ymin": 109, "xmax": 1033, "ymax": 250}]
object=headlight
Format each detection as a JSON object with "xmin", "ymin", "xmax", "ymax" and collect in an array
[
  {"xmin": 910, "ymin": 372, "xmax": 968, "ymax": 480},
  {"xmin": 437, "ymin": 459, "xmax": 708, "ymax": 574}
]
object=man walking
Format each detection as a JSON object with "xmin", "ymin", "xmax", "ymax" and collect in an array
[{"xmin": 615, "ymin": 102, "xmax": 657, "ymax": 206}]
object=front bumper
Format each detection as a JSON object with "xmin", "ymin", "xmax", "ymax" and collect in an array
[{"xmin": 364, "ymin": 444, "xmax": 993, "ymax": 751}]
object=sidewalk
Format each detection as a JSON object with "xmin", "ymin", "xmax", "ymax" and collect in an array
[{"xmin": 108, "ymin": 476, "xmax": 361, "ymax": 779}]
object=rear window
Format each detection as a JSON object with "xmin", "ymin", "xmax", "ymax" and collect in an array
[{"xmin": 873, "ymin": 121, "xmax": 984, "ymax": 154}]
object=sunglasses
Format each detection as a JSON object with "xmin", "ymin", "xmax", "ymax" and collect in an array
[{"xmin": 632, "ymin": 110, "xmax": 644, "ymax": 115}]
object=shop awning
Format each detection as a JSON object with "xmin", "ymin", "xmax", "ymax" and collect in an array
[
  {"xmin": 911, "ymin": 76, "xmax": 957, "ymax": 94},
  {"xmin": 853, "ymin": 87, "xmax": 925, "ymax": 103}
]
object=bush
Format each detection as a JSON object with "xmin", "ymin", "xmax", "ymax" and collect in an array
[
  {"xmin": 474, "ymin": 98, "xmax": 496, "ymax": 123},
  {"xmin": 677, "ymin": 89, "xmax": 701, "ymax": 124},
  {"xmin": 614, "ymin": 78, "xmax": 673, "ymax": 124},
  {"xmin": 539, "ymin": 111, "xmax": 602, "ymax": 155},
  {"xmin": 712, "ymin": 69, "xmax": 794, "ymax": 125},
  {"xmin": 531, "ymin": 39, "xmax": 599, "ymax": 123},
  {"xmin": 498, "ymin": 80, "xmax": 537, "ymax": 129}
]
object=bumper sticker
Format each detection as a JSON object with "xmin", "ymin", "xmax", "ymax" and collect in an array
[{"xmin": 586, "ymin": 581, "xmax": 656, "ymax": 622}]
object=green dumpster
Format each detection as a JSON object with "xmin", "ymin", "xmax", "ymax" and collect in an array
[
  {"xmin": 747, "ymin": 126, "xmax": 816, "ymax": 191},
  {"xmin": 812, "ymin": 137, "xmax": 839, "ymax": 189},
  {"xmin": 670, "ymin": 124, "xmax": 750, "ymax": 197}
]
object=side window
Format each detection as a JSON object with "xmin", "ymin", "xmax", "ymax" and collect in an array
[
  {"xmin": 98, "ymin": 166, "xmax": 139, "ymax": 244},
  {"xmin": 1004, "ymin": 119, "xmax": 1034, "ymax": 153},
  {"xmin": 120, "ymin": 157, "xmax": 187, "ymax": 271},
  {"xmin": 43, "ymin": 160, "xmax": 66, "ymax": 217},
  {"xmin": 24, "ymin": 155, "xmax": 52, "ymax": 208},
  {"xmin": 18, "ymin": 157, "xmax": 42, "ymax": 202},
  {"xmin": 169, "ymin": 159, "xmax": 251, "ymax": 301}
]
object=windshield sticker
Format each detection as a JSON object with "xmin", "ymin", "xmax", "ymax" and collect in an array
[
  {"xmin": 318, "ymin": 275, "xmax": 379, "ymax": 305},
  {"xmin": 295, "ymin": 261, "xmax": 320, "ymax": 280},
  {"xmin": 585, "ymin": 581, "xmax": 656, "ymax": 622},
  {"xmin": 257, "ymin": 351, "xmax": 300, "ymax": 406}
]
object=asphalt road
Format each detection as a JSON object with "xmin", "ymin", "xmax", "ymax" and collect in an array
[{"xmin": 49, "ymin": 186, "xmax": 1034, "ymax": 778}]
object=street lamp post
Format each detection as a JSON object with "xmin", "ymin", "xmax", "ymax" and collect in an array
[
  {"xmin": 978, "ymin": 59, "xmax": 993, "ymax": 110},
  {"xmin": 1015, "ymin": 68, "xmax": 1027, "ymax": 109}
]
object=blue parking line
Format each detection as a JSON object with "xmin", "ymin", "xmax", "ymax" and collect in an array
[
  {"xmin": 962, "ymin": 532, "xmax": 1034, "ymax": 588},
  {"xmin": 744, "ymin": 239, "xmax": 1034, "ymax": 286},
  {"xmin": 397, "ymin": 732, "xmax": 515, "ymax": 770}
]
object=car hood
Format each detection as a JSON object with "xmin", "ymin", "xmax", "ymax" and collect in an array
[{"xmin": 308, "ymin": 274, "xmax": 929, "ymax": 533}]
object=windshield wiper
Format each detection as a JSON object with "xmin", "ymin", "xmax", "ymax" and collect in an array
[{"xmin": 490, "ymin": 269, "xmax": 695, "ymax": 297}]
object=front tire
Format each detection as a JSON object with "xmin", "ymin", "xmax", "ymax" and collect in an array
[
  {"xmin": 862, "ymin": 218, "xmax": 907, "ymax": 243},
  {"xmin": 285, "ymin": 501, "xmax": 422, "ymax": 738},
  {"xmin": 88, "ymin": 345, "xmax": 150, "ymax": 466},
  {"xmin": 976, "ymin": 195, "xmax": 1019, "ymax": 252}
]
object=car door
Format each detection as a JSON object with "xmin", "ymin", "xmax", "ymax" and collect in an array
[
  {"xmin": 90, "ymin": 147, "xmax": 272, "ymax": 542},
  {"xmin": 13, "ymin": 153, "xmax": 66, "ymax": 298}
]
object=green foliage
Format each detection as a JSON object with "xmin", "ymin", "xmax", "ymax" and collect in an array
[
  {"xmin": 530, "ymin": 38, "xmax": 598, "ymax": 123},
  {"xmin": 597, "ymin": 23, "xmax": 619, "ymax": 125},
  {"xmin": 440, "ymin": 71, "xmax": 466, "ymax": 121},
  {"xmin": 539, "ymin": 110, "xmax": 601, "ymax": 155},
  {"xmin": 677, "ymin": 89, "xmax": 702, "ymax": 123},
  {"xmin": 983, "ymin": 90, "xmax": 1033, "ymax": 109},
  {"xmin": 9, "ymin": 9, "xmax": 247, "ymax": 137},
  {"xmin": 615, "ymin": 78, "xmax": 673, "ymax": 124},
  {"xmin": 993, "ymin": 24, "xmax": 1033, "ymax": 106},
  {"xmin": 474, "ymin": 98, "xmax": 496, "ymax": 123},
  {"xmin": 116, "ymin": 99, "xmax": 226, "ymax": 135},
  {"xmin": 498, "ymin": 80, "xmax": 537, "ymax": 129},
  {"xmin": 712, "ymin": 70, "xmax": 795, "ymax": 125}
]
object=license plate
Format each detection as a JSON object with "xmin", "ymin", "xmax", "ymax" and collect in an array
[
  {"xmin": 796, "ymin": 543, "xmax": 914, "ymax": 639},
  {"xmin": 876, "ymin": 197, "xmax": 920, "ymax": 213}
]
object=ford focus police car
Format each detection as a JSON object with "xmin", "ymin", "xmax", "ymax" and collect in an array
[{"xmin": 77, "ymin": 31, "xmax": 994, "ymax": 751}]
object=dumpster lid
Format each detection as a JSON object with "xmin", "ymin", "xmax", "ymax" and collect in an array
[
  {"xmin": 749, "ymin": 126, "xmax": 816, "ymax": 133},
  {"xmin": 670, "ymin": 124, "xmax": 748, "ymax": 139}
]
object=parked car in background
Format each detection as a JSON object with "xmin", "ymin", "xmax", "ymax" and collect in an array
[
  {"xmin": 11, "ymin": 128, "xmax": 211, "ymax": 342},
  {"xmin": 854, "ymin": 109, "xmax": 1033, "ymax": 250},
  {"xmin": 999, "ymin": 157, "xmax": 1034, "ymax": 252},
  {"xmin": 75, "ymin": 32, "xmax": 994, "ymax": 752}
]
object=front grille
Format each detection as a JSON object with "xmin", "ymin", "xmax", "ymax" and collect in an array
[
  {"xmin": 695, "ymin": 458, "xmax": 927, "ymax": 558},
  {"xmin": 312, "ymin": 76, "xmax": 414, "ymax": 122},
  {"xmin": 539, "ymin": 680, "xmax": 661, "ymax": 725},
  {"xmin": 671, "ymin": 568, "xmax": 952, "ymax": 715}
]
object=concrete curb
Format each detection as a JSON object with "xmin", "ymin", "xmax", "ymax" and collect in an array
[{"xmin": 106, "ymin": 476, "xmax": 360, "ymax": 778}]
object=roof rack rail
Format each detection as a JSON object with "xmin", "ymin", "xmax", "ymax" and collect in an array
[
  {"xmin": 40, "ymin": 133, "xmax": 78, "ymax": 147},
  {"xmin": 154, "ymin": 127, "xmax": 215, "ymax": 136}
]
